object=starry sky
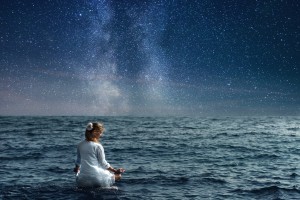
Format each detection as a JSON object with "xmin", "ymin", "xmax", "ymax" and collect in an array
[{"xmin": 0, "ymin": 0, "xmax": 299, "ymax": 116}]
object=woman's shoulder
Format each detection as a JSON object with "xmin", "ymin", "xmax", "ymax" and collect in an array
[
  {"xmin": 78, "ymin": 140, "xmax": 86, "ymax": 145},
  {"xmin": 93, "ymin": 142, "xmax": 105, "ymax": 151},
  {"xmin": 94, "ymin": 142, "xmax": 103, "ymax": 148},
  {"xmin": 78, "ymin": 140, "xmax": 103, "ymax": 149},
  {"xmin": 83, "ymin": 140, "xmax": 103, "ymax": 147}
]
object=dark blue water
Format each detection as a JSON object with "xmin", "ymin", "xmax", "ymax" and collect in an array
[{"xmin": 0, "ymin": 116, "xmax": 300, "ymax": 199}]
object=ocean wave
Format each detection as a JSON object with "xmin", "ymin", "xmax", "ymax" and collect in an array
[
  {"xmin": 46, "ymin": 166, "xmax": 70, "ymax": 174},
  {"xmin": 254, "ymin": 153, "xmax": 280, "ymax": 159},
  {"xmin": 287, "ymin": 127, "xmax": 300, "ymax": 132},
  {"xmin": 290, "ymin": 173, "xmax": 298, "ymax": 178},
  {"xmin": 179, "ymin": 126, "xmax": 199, "ymax": 130},
  {"xmin": 217, "ymin": 144, "xmax": 258, "ymax": 153},
  {"xmin": 110, "ymin": 147, "xmax": 142, "ymax": 153},
  {"xmin": 0, "ymin": 152, "xmax": 43, "ymax": 161},
  {"xmin": 201, "ymin": 177, "xmax": 227, "ymax": 184},
  {"xmin": 233, "ymin": 185, "xmax": 300, "ymax": 197},
  {"xmin": 127, "ymin": 166, "xmax": 166, "ymax": 174},
  {"xmin": 0, "ymin": 183, "xmax": 121, "ymax": 200},
  {"xmin": 123, "ymin": 175, "xmax": 189, "ymax": 185}
]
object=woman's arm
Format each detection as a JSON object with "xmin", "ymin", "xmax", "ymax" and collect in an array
[
  {"xmin": 107, "ymin": 166, "xmax": 125, "ymax": 174},
  {"xmin": 74, "ymin": 146, "xmax": 81, "ymax": 173},
  {"xmin": 107, "ymin": 166, "xmax": 117, "ymax": 173},
  {"xmin": 96, "ymin": 145, "xmax": 111, "ymax": 169},
  {"xmin": 96, "ymin": 144, "xmax": 125, "ymax": 174}
]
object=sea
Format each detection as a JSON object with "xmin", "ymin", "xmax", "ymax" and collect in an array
[{"xmin": 0, "ymin": 116, "xmax": 300, "ymax": 200}]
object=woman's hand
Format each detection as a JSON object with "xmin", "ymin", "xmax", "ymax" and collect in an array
[
  {"xmin": 107, "ymin": 166, "xmax": 125, "ymax": 174},
  {"xmin": 115, "ymin": 168, "xmax": 125, "ymax": 174},
  {"xmin": 73, "ymin": 166, "xmax": 80, "ymax": 173}
]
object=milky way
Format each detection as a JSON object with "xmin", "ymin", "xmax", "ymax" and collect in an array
[{"xmin": 0, "ymin": 0, "xmax": 299, "ymax": 116}]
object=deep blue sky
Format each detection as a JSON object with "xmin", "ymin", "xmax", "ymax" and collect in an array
[{"xmin": 0, "ymin": 0, "xmax": 299, "ymax": 116}]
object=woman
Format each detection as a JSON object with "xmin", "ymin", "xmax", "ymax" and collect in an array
[{"xmin": 74, "ymin": 122, "xmax": 125, "ymax": 187}]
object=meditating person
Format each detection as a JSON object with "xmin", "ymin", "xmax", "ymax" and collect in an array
[{"xmin": 74, "ymin": 122, "xmax": 125, "ymax": 187}]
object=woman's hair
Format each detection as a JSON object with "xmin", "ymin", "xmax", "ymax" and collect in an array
[{"xmin": 85, "ymin": 122, "xmax": 105, "ymax": 142}]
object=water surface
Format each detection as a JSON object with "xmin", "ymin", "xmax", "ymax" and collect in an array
[{"xmin": 1, "ymin": 116, "xmax": 300, "ymax": 199}]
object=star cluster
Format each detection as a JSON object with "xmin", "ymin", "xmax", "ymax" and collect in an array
[{"xmin": 0, "ymin": 0, "xmax": 299, "ymax": 116}]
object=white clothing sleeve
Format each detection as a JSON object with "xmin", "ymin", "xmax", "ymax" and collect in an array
[
  {"xmin": 96, "ymin": 145, "xmax": 110, "ymax": 169},
  {"xmin": 75, "ymin": 145, "xmax": 81, "ymax": 166}
]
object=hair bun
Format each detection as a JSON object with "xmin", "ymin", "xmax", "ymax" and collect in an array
[{"xmin": 86, "ymin": 122, "xmax": 93, "ymax": 131}]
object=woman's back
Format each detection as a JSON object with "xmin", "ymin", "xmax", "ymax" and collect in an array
[
  {"xmin": 77, "ymin": 141, "xmax": 100, "ymax": 175},
  {"xmin": 76, "ymin": 140, "xmax": 114, "ymax": 187}
]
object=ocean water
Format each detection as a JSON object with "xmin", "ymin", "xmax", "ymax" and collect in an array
[{"xmin": 0, "ymin": 116, "xmax": 300, "ymax": 200}]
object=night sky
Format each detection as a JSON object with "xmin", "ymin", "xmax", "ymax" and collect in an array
[{"xmin": 0, "ymin": 0, "xmax": 299, "ymax": 116}]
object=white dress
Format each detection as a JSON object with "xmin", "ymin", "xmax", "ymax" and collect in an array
[{"xmin": 75, "ymin": 140, "xmax": 115, "ymax": 187}]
